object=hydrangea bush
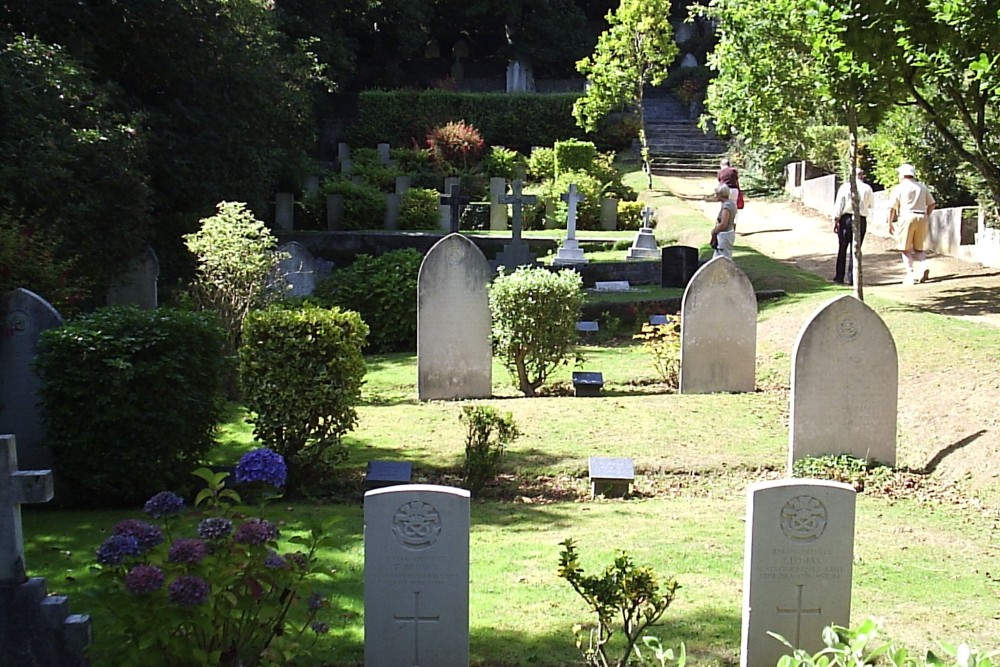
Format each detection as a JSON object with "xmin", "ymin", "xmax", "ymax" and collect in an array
[{"xmin": 92, "ymin": 449, "xmax": 335, "ymax": 666}]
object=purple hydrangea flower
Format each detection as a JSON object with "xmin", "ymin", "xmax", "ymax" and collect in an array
[
  {"xmin": 285, "ymin": 552, "xmax": 308, "ymax": 572},
  {"xmin": 112, "ymin": 519, "xmax": 163, "ymax": 553},
  {"xmin": 96, "ymin": 534, "xmax": 141, "ymax": 566},
  {"xmin": 144, "ymin": 491, "xmax": 185, "ymax": 519},
  {"xmin": 168, "ymin": 576, "xmax": 210, "ymax": 606},
  {"xmin": 168, "ymin": 538, "xmax": 208, "ymax": 565},
  {"xmin": 124, "ymin": 564, "xmax": 165, "ymax": 595},
  {"xmin": 197, "ymin": 517, "xmax": 234, "ymax": 540},
  {"xmin": 263, "ymin": 551, "xmax": 286, "ymax": 569},
  {"xmin": 310, "ymin": 621, "xmax": 330, "ymax": 635},
  {"xmin": 306, "ymin": 592, "xmax": 325, "ymax": 611},
  {"xmin": 233, "ymin": 518, "xmax": 279, "ymax": 546},
  {"xmin": 235, "ymin": 448, "xmax": 287, "ymax": 488}
]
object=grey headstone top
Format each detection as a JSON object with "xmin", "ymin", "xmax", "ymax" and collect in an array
[
  {"xmin": 365, "ymin": 460, "xmax": 413, "ymax": 484},
  {"xmin": 588, "ymin": 456, "xmax": 634, "ymax": 481},
  {"xmin": 576, "ymin": 321, "xmax": 599, "ymax": 332}
]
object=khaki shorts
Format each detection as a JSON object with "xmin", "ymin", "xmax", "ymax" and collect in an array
[{"xmin": 896, "ymin": 214, "xmax": 928, "ymax": 252}]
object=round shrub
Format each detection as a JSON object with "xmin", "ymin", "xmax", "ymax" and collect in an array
[
  {"xmin": 527, "ymin": 147, "xmax": 556, "ymax": 182},
  {"xmin": 617, "ymin": 200, "xmax": 647, "ymax": 231},
  {"xmin": 324, "ymin": 179, "xmax": 385, "ymax": 230},
  {"xmin": 36, "ymin": 306, "xmax": 226, "ymax": 507},
  {"xmin": 398, "ymin": 188, "xmax": 441, "ymax": 231},
  {"xmin": 312, "ymin": 249, "xmax": 422, "ymax": 353},
  {"xmin": 482, "ymin": 146, "xmax": 522, "ymax": 180},
  {"xmin": 239, "ymin": 304, "xmax": 368, "ymax": 491}
]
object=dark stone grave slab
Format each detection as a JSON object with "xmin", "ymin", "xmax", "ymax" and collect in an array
[
  {"xmin": 576, "ymin": 321, "xmax": 599, "ymax": 333},
  {"xmin": 649, "ymin": 314, "xmax": 669, "ymax": 325},
  {"xmin": 587, "ymin": 456, "xmax": 634, "ymax": 498},
  {"xmin": 572, "ymin": 371, "xmax": 604, "ymax": 397},
  {"xmin": 364, "ymin": 460, "xmax": 413, "ymax": 490}
]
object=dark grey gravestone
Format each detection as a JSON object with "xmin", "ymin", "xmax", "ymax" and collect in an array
[
  {"xmin": 275, "ymin": 242, "xmax": 316, "ymax": 297},
  {"xmin": 0, "ymin": 289, "xmax": 63, "ymax": 470},
  {"xmin": 275, "ymin": 193, "xmax": 294, "ymax": 230},
  {"xmin": 587, "ymin": 456, "xmax": 634, "ymax": 498},
  {"xmin": 493, "ymin": 179, "xmax": 538, "ymax": 272},
  {"xmin": 106, "ymin": 245, "xmax": 159, "ymax": 310},
  {"xmin": 327, "ymin": 194, "xmax": 345, "ymax": 231},
  {"xmin": 440, "ymin": 185, "xmax": 471, "ymax": 234},
  {"xmin": 649, "ymin": 314, "xmax": 669, "ymax": 325},
  {"xmin": 384, "ymin": 193, "xmax": 401, "ymax": 230},
  {"xmin": 576, "ymin": 321, "xmax": 599, "ymax": 333},
  {"xmin": 364, "ymin": 461, "xmax": 413, "ymax": 490},
  {"xmin": 572, "ymin": 371, "xmax": 604, "ymax": 398}
]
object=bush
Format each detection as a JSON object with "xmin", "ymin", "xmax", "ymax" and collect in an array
[
  {"xmin": 461, "ymin": 405, "xmax": 520, "ymax": 497},
  {"xmin": 617, "ymin": 200, "xmax": 646, "ymax": 231},
  {"xmin": 312, "ymin": 249, "xmax": 422, "ymax": 353},
  {"xmin": 554, "ymin": 139, "xmax": 599, "ymax": 176},
  {"xmin": 427, "ymin": 120, "xmax": 485, "ymax": 172},
  {"xmin": 527, "ymin": 147, "xmax": 556, "ymax": 182},
  {"xmin": 36, "ymin": 306, "xmax": 226, "ymax": 507},
  {"xmin": 540, "ymin": 170, "xmax": 604, "ymax": 230},
  {"xmin": 183, "ymin": 201, "xmax": 286, "ymax": 356},
  {"xmin": 0, "ymin": 216, "xmax": 90, "ymax": 315},
  {"xmin": 239, "ymin": 305, "xmax": 368, "ymax": 491},
  {"xmin": 482, "ymin": 146, "xmax": 522, "ymax": 180},
  {"xmin": 323, "ymin": 179, "xmax": 386, "ymax": 230},
  {"xmin": 398, "ymin": 188, "xmax": 441, "ymax": 231},
  {"xmin": 489, "ymin": 266, "xmax": 584, "ymax": 396},
  {"xmin": 90, "ymin": 450, "xmax": 336, "ymax": 667},
  {"xmin": 633, "ymin": 318, "xmax": 681, "ymax": 388}
]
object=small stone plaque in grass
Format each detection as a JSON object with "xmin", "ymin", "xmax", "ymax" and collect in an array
[
  {"xmin": 364, "ymin": 460, "xmax": 412, "ymax": 490},
  {"xmin": 587, "ymin": 456, "xmax": 634, "ymax": 498},
  {"xmin": 572, "ymin": 371, "xmax": 604, "ymax": 397}
]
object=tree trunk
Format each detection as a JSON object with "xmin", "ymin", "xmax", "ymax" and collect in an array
[{"xmin": 846, "ymin": 103, "xmax": 864, "ymax": 301}]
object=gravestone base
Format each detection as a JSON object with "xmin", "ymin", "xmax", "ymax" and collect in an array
[
  {"xmin": 627, "ymin": 228, "xmax": 659, "ymax": 260},
  {"xmin": 590, "ymin": 479, "xmax": 631, "ymax": 498},
  {"xmin": 0, "ymin": 578, "xmax": 91, "ymax": 667},
  {"xmin": 553, "ymin": 239, "xmax": 589, "ymax": 265},
  {"xmin": 588, "ymin": 457, "xmax": 634, "ymax": 499},
  {"xmin": 492, "ymin": 244, "xmax": 537, "ymax": 273}
]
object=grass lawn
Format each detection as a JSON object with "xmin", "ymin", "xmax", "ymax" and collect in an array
[{"xmin": 23, "ymin": 189, "xmax": 1000, "ymax": 665}]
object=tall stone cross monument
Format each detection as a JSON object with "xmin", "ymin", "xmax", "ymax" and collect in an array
[
  {"xmin": 440, "ymin": 184, "xmax": 471, "ymax": 233},
  {"xmin": 552, "ymin": 183, "xmax": 589, "ymax": 265},
  {"xmin": 494, "ymin": 179, "xmax": 539, "ymax": 270},
  {"xmin": 0, "ymin": 434, "xmax": 53, "ymax": 584},
  {"xmin": 627, "ymin": 205, "xmax": 659, "ymax": 259}
]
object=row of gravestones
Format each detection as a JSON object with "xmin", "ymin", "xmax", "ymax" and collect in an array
[
  {"xmin": 361, "ymin": 478, "xmax": 855, "ymax": 667},
  {"xmin": 417, "ymin": 235, "xmax": 898, "ymax": 474}
]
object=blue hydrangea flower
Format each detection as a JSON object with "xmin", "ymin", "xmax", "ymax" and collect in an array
[
  {"xmin": 168, "ymin": 538, "xmax": 208, "ymax": 565},
  {"xmin": 310, "ymin": 621, "xmax": 330, "ymax": 635},
  {"xmin": 143, "ymin": 491, "xmax": 185, "ymax": 519},
  {"xmin": 124, "ymin": 564, "xmax": 165, "ymax": 595},
  {"xmin": 168, "ymin": 576, "xmax": 210, "ymax": 606},
  {"xmin": 197, "ymin": 517, "xmax": 234, "ymax": 540},
  {"xmin": 306, "ymin": 592, "xmax": 325, "ymax": 611},
  {"xmin": 96, "ymin": 534, "xmax": 141, "ymax": 566},
  {"xmin": 233, "ymin": 518, "xmax": 279, "ymax": 546},
  {"xmin": 263, "ymin": 550, "xmax": 286, "ymax": 569},
  {"xmin": 112, "ymin": 519, "xmax": 163, "ymax": 553},
  {"xmin": 235, "ymin": 448, "xmax": 287, "ymax": 488}
]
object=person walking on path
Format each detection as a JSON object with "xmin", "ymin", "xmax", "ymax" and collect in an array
[
  {"xmin": 710, "ymin": 183, "xmax": 737, "ymax": 259},
  {"xmin": 717, "ymin": 158, "xmax": 743, "ymax": 208},
  {"xmin": 832, "ymin": 168, "xmax": 874, "ymax": 285},
  {"xmin": 887, "ymin": 163, "xmax": 936, "ymax": 284}
]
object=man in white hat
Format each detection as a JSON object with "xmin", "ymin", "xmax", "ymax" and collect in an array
[{"xmin": 887, "ymin": 163, "xmax": 936, "ymax": 284}]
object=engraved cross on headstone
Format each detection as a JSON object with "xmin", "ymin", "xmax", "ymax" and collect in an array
[
  {"xmin": 561, "ymin": 184, "xmax": 585, "ymax": 242},
  {"xmin": 776, "ymin": 583, "xmax": 822, "ymax": 646},
  {"xmin": 498, "ymin": 179, "xmax": 537, "ymax": 245},
  {"xmin": 641, "ymin": 205, "xmax": 655, "ymax": 230},
  {"xmin": 440, "ymin": 184, "xmax": 471, "ymax": 234},
  {"xmin": 0, "ymin": 434, "xmax": 54, "ymax": 584},
  {"xmin": 394, "ymin": 590, "xmax": 440, "ymax": 667}
]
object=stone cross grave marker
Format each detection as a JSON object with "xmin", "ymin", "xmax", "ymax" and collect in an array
[
  {"xmin": 789, "ymin": 295, "xmax": 898, "ymax": 469},
  {"xmin": 588, "ymin": 456, "xmax": 633, "ymax": 497},
  {"xmin": 741, "ymin": 479, "xmax": 856, "ymax": 667},
  {"xmin": 106, "ymin": 245, "xmax": 159, "ymax": 309},
  {"xmin": 679, "ymin": 257, "xmax": 756, "ymax": 394},
  {"xmin": 0, "ymin": 435, "xmax": 54, "ymax": 584},
  {"xmin": 417, "ymin": 234, "xmax": 492, "ymax": 401},
  {"xmin": 0, "ymin": 289, "xmax": 63, "ymax": 471},
  {"xmin": 553, "ymin": 184, "xmax": 589, "ymax": 265},
  {"xmin": 627, "ymin": 205, "xmax": 659, "ymax": 259},
  {"xmin": 493, "ymin": 179, "xmax": 538, "ymax": 271},
  {"xmin": 364, "ymin": 485, "xmax": 470, "ymax": 667},
  {"xmin": 439, "ymin": 184, "xmax": 471, "ymax": 234}
]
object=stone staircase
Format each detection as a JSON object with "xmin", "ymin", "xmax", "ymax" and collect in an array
[{"xmin": 643, "ymin": 89, "xmax": 728, "ymax": 175}]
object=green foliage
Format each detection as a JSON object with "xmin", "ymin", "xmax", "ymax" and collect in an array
[
  {"xmin": 324, "ymin": 179, "xmax": 386, "ymax": 230},
  {"xmin": 0, "ymin": 216, "xmax": 90, "ymax": 315},
  {"xmin": 617, "ymin": 201, "xmax": 646, "ymax": 231},
  {"xmin": 804, "ymin": 125, "xmax": 851, "ymax": 176},
  {"xmin": 398, "ymin": 188, "xmax": 442, "ymax": 231},
  {"xmin": 91, "ymin": 452, "xmax": 336, "ymax": 667},
  {"xmin": 312, "ymin": 249, "xmax": 422, "ymax": 353},
  {"xmin": 183, "ymin": 202, "xmax": 286, "ymax": 356},
  {"xmin": 540, "ymin": 171, "xmax": 605, "ymax": 230},
  {"xmin": 527, "ymin": 147, "xmax": 557, "ymax": 183},
  {"xmin": 791, "ymin": 454, "xmax": 895, "ymax": 493},
  {"xmin": 427, "ymin": 120, "xmax": 486, "ymax": 172},
  {"xmin": 36, "ymin": 306, "xmax": 225, "ymax": 507},
  {"xmin": 557, "ymin": 538, "xmax": 680, "ymax": 667},
  {"xmin": 633, "ymin": 319, "xmax": 681, "ymax": 388},
  {"xmin": 555, "ymin": 139, "xmax": 599, "ymax": 176},
  {"xmin": 0, "ymin": 35, "xmax": 151, "ymax": 297},
  {"xmin": 460, "ymin": 405, "xmax": 520, "ymax": 497},
  {"xmin": 239, "ymin": 305, "xmax": 368, "ymax": 490},
  {"xmin": 773, "ymin": 618, "xmax": 998, "ymax": 667},
  {"xmin": 343, "ymin": 90, "xmax": 586, "ymax": 151},
  {"xmin": 489, "ymin": 266, "xmax": 584, "ymax": 396},
  {"xmin": 482, "ymin": 146, "xmax": 523, "ymax": 180}
]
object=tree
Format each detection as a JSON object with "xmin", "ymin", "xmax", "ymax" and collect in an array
[{"xmin": 573, "ymin": 0, "xmax": 677, "ymax": 188}]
